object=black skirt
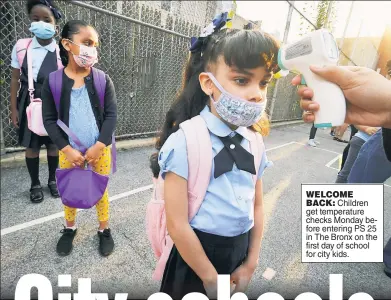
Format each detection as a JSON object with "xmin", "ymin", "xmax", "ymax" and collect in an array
[
  {"xmin": 16, "ymin": 47, "xmax": 58, "ymax": 150},
  {"xmin": 160, "ymin": 229, "xmax": 250, "ymax": 300}
]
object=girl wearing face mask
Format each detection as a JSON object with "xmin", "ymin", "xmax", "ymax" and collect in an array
[
  {"xmin": 149, "ymin": 15, "xmax": 280, "ymax": 299},
  {"xmin": 10, "ymin": 0, "xmax": 62, "ymax": 203},
  {"xmin": 41, "ymin": 20, "xmax": 117, "ymax": 257}
]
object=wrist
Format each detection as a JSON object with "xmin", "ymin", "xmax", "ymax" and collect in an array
[
  {"xmin": 243, "ymin": 257, "xmax": 259, "ymax": 272},
  {"xmin": 95, "ymin": 141, "xmax": 106, "ymax": 150},
  {"xmin": 201, "ymin": 269, "xmax": 218, "ymax": 285},
  {"xmin": 61, "ymin": 145, "xmax": 72, "ymax": 153}
]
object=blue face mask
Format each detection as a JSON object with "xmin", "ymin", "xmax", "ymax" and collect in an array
[{"xmin": 29, "ymin": 21, "xmax": 56, "ymax": 40}]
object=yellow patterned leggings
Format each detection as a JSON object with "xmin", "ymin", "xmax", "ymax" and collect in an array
[{"xmin": 59, "ymin": 147, "xmax": 111, "ymax": 222}]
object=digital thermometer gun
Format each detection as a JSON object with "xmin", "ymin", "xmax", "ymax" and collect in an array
[{"xmin": 278, "ymin": 29, "xmax": 346, "ymax": 128}]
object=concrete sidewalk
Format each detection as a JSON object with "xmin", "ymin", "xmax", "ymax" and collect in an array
[
  {"xmin": 0, "ymin": 120, "xmax": 303, "ymax": 168},
  {"xmin": 1, "ymin": 122, "xmax": 390, "ymax": 299}
]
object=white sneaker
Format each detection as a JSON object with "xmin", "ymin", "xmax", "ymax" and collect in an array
[
  {"xmin": 308, "ymin": 139, "xmax": 317, "ymax": 147},
  {"xmin": 314, "ymin": 140, "xmax": 320, "ymax": 145}
]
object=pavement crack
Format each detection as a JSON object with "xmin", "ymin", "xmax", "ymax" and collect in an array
[
  {"xmin": 122, "ymin": 232, "xmax": 155, "ymax": 269},
  {"xmin": 1, "ymin": 236, "xmax": 39, "ymax": 275},
  {"xmin": 27, "ymin": 236, "xmax": 39, "ymax": 260}
]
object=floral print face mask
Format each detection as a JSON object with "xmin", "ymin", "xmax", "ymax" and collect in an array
[
  {"xmin": 207, "ymin": 72, "xmax": 266, "ymax": 127},
  {"xmin": 65, "ymin": 39, "xmax": 98, "ymax": 68}
]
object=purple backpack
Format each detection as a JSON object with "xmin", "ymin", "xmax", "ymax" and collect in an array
[{"xmin": 48, "ymin": 68, "xmax": 117, "ymax": 209}]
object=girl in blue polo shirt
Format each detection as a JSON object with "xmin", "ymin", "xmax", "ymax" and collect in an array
[
  {"xmin": 10, "ymin": 0, "xmax": 62, "ymax": 203},
  {"xmin": 150, "ymin": 16, "xmax": 280, "ymax": 299}
]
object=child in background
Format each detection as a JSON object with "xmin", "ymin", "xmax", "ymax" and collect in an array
[
  {"xmin": 307, "ymin": 124, "xmax": 320, "ymax": 147},
  {"xmin": 150, "ymin": 16, "xmax": 279, "ymax": 298},
  {"xmin": 41, "ymin": 20, "xmax": 117, "ymax": 257},
  {"xmin": 335, "ymin": 125, "xmax": 379, "ymax": 183},
  {"xmin": 10, "ymin": 0, "xmax": 62, "ymax": 203}
]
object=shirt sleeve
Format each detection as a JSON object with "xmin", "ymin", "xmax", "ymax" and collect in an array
[
  {"xmin": 41, "ymin": 76, "xmax": 70, "ymax": 150},
  {"xmin": 158, "ymin": 129, "xmax": 189, "ymax": 180},
  {"xmin": 98, "ymin": 74, "xmax": 117, "ymax": 146},
  {"xmin": 11, "ymin": 44, "xmax": 20, "ymax": 69},
  {"xmin": 257, "ymin": 149, "xmax": 273, "ymax": 179}
]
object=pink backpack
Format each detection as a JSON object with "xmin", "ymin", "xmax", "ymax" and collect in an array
[
  {"xmin": 146, "ymin": 115, "xmax": 264, "ymax": 280},
  {"xmin": 15, "ymin": 38, "xmax": 62, "ymax": 70},
  {"xmin": 17, "ymin": 38, "xmax": 63, "ymax": 136}
]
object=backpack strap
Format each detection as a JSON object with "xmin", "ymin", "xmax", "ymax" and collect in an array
[
  {"xmin": 91, "ymin": 67, "xmax": 117, "ymax": 174},
  {"xmin": 248, "ymin": 130, "xmax": 264, "ymax": 184},
  {"xmin": 49, "ymin": 67, "xmax": 105, "ymax": 113},
  {"xmin": 153, "ymin": 115, "xmax": 213, "ymax": 281},
  {"xmin": 16, "ymin": 38, "xmax": 63, "ymax": 70},
  {"xmin": 56, "ymin": 119, "xmax": 88, "ymax": 153},
  {"xmin": 92, "ymin": 67, "xmax": 106, "ymax": 108},
  {"xmin": 179, "ymin": 115, "xmax": 213, "ymax": 221},
  {"xmin": 26, "ymin": 41, "xmax": 35, "ymax": 100},
  {"xmin": 15, "ymin": 38, "xmax": 33, "ymax": 68},
  {"xmin": 48, "ymin": 69, "xmax": 63, "ymax": 112}
]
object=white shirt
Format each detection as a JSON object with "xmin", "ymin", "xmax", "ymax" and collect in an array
[{"xmin": 11, "ymin": 36, "xmax": 58, "ymax": 82}]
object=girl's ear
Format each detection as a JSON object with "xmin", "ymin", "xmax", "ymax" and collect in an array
[
  {"xmin": 61, "ymin": 39, "xmax": 71, "ymax": 52},
  {"xmin": 199, "ymin": 72, "xmax": 214, "ymax": 96}
]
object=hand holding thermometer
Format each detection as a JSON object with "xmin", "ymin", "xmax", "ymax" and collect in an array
[{"xmin": 278, "ymin": 29, "xmax": 346, "ymax": 128}]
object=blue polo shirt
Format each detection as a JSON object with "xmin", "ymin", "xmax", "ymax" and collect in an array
[
  {"xmin": 158, "ymin": 105, "xmax": 272, "ymax": 237},
  {"xmin": 11, "ymin": 36, "xmax": 58, "ymax": 82}
]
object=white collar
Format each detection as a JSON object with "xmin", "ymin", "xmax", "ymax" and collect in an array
[{"xmin": 31, "ymin": 36, "xmax": 56, "ymax": 52}]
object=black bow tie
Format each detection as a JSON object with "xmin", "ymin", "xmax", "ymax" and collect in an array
[{"xmin": 214, "ymin": 133, "xmax": 256, "ymax": 178}]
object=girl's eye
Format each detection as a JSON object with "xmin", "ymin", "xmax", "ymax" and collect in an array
[
  {"xmin": 84, "ymin": 41, "xmax": 96, "ymax": 47},
  {"xmin": 234, "ymin": 78, "xmax": 248, "ymax": 85},
  {"xmin": 260, "ymin": 81, "xmax": 270, "ymax": 88}
]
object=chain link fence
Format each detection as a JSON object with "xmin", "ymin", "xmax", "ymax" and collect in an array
[
  {"xmin": 0, "ymin": 0, "xmax": 220, "ymax": 152},
  {"xmin": 1, "ymin": 1, "xmax": 383, "ymax": 153}
]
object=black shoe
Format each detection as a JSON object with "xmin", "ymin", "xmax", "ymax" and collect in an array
[
  {"xmin": 98, "ymin": 228, "xmax": 114, "ymax": 257},
  {"xmin": 56, "ymin": 227, "xmax": 77, "ymax": 256},
  {"xmin": 30, "ymin": 185, "xmax": 44, "ymax": 203},
  {"xmin": 48, "ymin": 181, "xmax": 60, "ymax": 198}
]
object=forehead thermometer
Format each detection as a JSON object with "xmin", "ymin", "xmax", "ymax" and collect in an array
[{"xmin": 278, "ymin": 29, "xmax": 346, "ymax": 128}]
